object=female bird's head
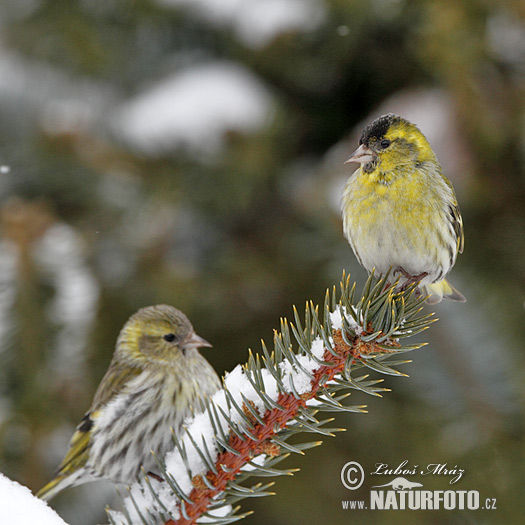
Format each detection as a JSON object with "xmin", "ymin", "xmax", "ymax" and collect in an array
[
  {"xmin": 116, "ymin": 304, "xmax": 212, "ymax": 365},
  {"xmin": 346, "ymin": 114, "xmax": 437, "ymax": 173}
]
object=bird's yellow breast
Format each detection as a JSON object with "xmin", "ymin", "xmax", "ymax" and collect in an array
[
  {"xmin": 346, "ymin": 168, "xmax": 430, "ymax": 230},
  {"xmin": 342, "ymin": 163, "xmax": 453, "ymax": 280}
]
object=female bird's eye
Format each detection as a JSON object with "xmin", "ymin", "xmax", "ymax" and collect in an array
[
  {"xmin": 163, "ymin": 333, "xmax": 177, "ymax": 343},
  {"xmin": 380, "ymin": 139, "xmax": 391, "ymax": 149}
]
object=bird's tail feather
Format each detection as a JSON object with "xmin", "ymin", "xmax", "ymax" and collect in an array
[
  {"xmin": 36, "ymin": 471, "xmax": 82, "ymax": 501},
  {"xmin": 425, "ymin": 279, "xmax": 466, "ymax": 304}
]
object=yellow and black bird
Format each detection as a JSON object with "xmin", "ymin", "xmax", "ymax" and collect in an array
[{"xmin": 342, "ymin": 114, "xmax": 465, "ymax": 304}]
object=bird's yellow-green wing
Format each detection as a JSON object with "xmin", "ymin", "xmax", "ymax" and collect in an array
[
  {"xmin": 36, "ymin": 411, "xmax": 98, "ymax": 500},
  {"xmin": 37, "ymin": 364, "xmax": 143, "ymax": 500},
  {"xmin": 449, "ymin": 202, "xmax": 464, "ymax": 254},
  {"xmin": 90, "ymin": 360, "xmax": 143, "ymax": 409},
  {"xmin": 58, "ymin": 364, "xmax": 143, "ymax": 473}
]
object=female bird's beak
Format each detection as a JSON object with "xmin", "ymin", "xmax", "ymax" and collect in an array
[
  {"xmin": 183, "ymin": 331, "xmax": 212, "ymax": 350},
  {"xmin": 345, "ymin": 144, "xmax": 376, "ymax": 164}
]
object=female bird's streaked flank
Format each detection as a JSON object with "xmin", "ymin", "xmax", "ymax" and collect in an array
[
  {"xmin": 342, "ymin": 113, "xmax": 465, "ymax": 304},
  {"xmin": 37, "ymin": 305, "xmax": 220, "ymax": 501}
]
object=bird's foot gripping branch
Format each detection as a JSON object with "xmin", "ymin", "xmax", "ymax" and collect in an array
[{"xmin": 108, "ymin": 272, "xmax": 435, "ymax": 525}]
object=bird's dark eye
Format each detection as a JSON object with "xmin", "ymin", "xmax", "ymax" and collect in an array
[
  {"xmin": 380, "ymin": 139, "xmax": 391, "ymax": 149},
  {"xmin": 163, "ymin": 333, "xmax": 177, "ymax": 342}
]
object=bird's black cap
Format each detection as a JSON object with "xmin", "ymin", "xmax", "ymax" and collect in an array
[{"xmin": 359, "ymin": 114, "xmax": 403, "ymax": 145}]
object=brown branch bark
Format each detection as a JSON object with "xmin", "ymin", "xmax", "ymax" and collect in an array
[{"xmin": 166, "ymin": 328, "xmax": 389, "ymax": 524}]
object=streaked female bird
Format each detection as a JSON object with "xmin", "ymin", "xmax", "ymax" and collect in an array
[
  {"xmin": 342, "ymin": 114, "xmax": 465, "ymax": 304},
  {"xmin": 37, "ymin": 305, "xmax": 220, "ymax": 500}
]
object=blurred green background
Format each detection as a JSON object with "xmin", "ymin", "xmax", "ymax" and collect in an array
[{"xmin": 0, "ymin": 0, "xmax": 524, "ymax": 523}]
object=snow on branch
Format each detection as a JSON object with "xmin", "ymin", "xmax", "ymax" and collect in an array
[{"xmin": 108, "ymin": 271, "xmax": 435, "ymax": 525}]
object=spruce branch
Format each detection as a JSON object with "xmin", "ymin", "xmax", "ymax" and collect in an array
[{"xmin": 107, "ymin": 272, "xmax": 435, "ymax": 525}]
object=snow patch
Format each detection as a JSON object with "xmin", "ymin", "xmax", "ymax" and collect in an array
[
  {"xmin": 0, "ymin": 473, "xmax": 68, "ymax": 525},
  {"xmin": 116, "ymin": 62, "xmax": 273, "ymax": 155}
]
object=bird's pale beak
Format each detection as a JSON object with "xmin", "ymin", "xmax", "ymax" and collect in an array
[
  {"xmin": 344, "ymin": 144, "xmax": 376, "ymax": 164},
  {"xmin": 183, "ymin": 331, "xmax": 212, "ymax": 350}
]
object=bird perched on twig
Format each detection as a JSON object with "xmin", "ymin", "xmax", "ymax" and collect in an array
[
  {"xmin": 37, "ymin": 304, "xmax": 220, "ymax": 500},
  {"xmin": 342, "ymin": 113, "xmax": 465, "ymax": 304}
]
